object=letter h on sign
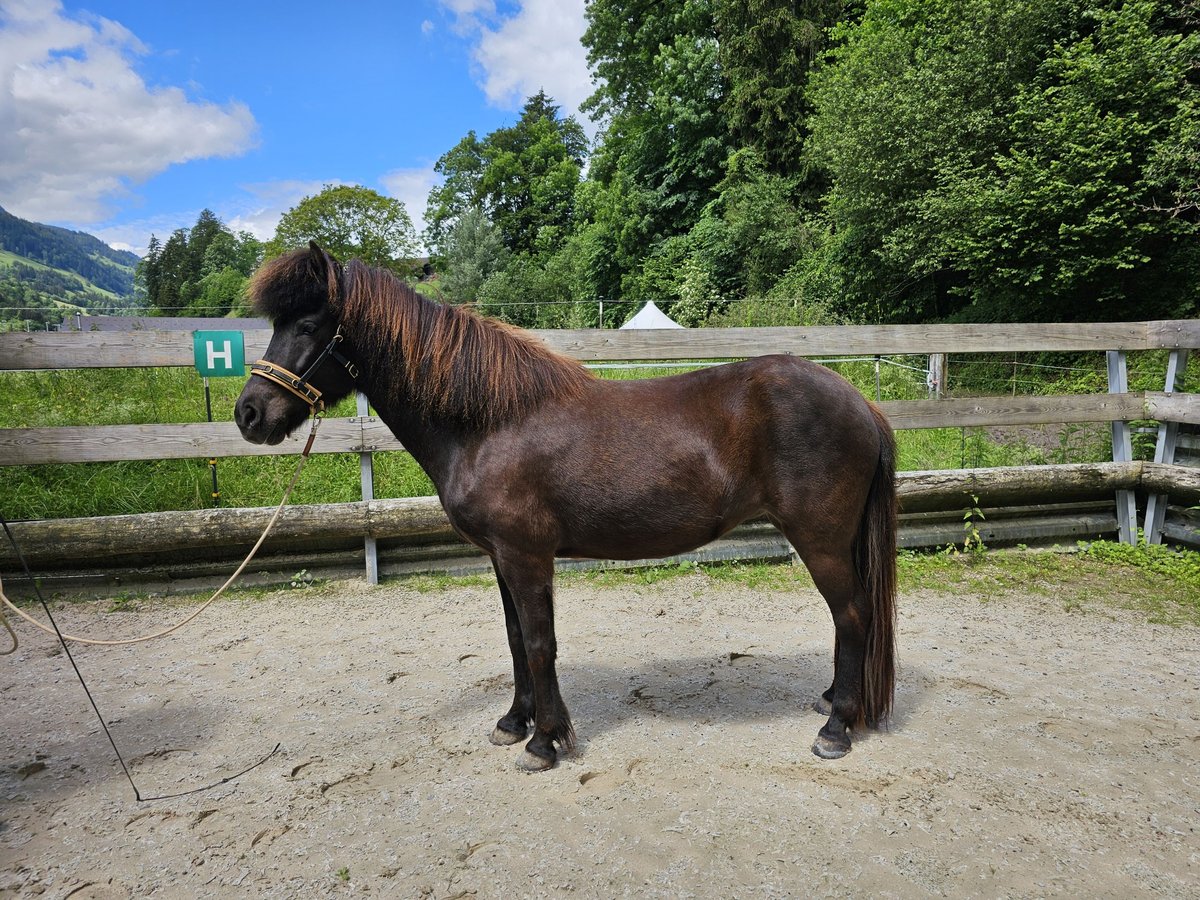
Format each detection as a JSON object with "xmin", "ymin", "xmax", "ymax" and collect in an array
[{"xmin": 193, "ymin": 331, "xmax": 246, "ymax": 377}]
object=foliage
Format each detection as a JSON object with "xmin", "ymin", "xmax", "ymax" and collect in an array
[
  {"xmin": 269, "ymin": 185, "xmax": 418, "ymax": 273},
  {"xmin": 715, "ymin": 0, "xmax": 849, "ymax": 176},
  {"xmin": 137, "ymin": 210, "xmax": 263, "ymax": 316},
  {"xmin": 579, "ymin": 1, "xmax": 732, "ymax": 305},
  {"xmin": 478, "ymin": 92, "xmax": 587, "ymax": 257},
  {"xmin": 417, "ymin": 0, "xmax": 1200, "ymax": 327},
  {"xmin": 437, "ymin": 206, "xmax": 509, "ymax": 305},
  {"xmin": 425, "ymin": 92, "xmax": 585, "ymax": 258},
  {"xmin": 425, "ymin": 131, "xmax": 486, "ymax": 254},
  {"xmin": 1077, "ymin": 538, "xmax": 1200, "ymax": 591},
  {"xmin": 808, "ymin": 0, "xmax": 1200, "ymax": 323},
  {"xmin": 0, "ymin": 206, "xmax": 140, "ymax": 329}
]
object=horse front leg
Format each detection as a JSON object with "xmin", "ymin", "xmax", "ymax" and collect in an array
[
  {"xmin": 489, "ymin": 562, "xmax": 534, "ymax": 746},
  {"xmin": 492, "ymin": 550, "xmax": 574, "ymax": 772}
]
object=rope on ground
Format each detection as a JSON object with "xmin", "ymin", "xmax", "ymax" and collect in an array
[{"xmin": 0, "ymin": 418, "xmax": 319, "ymax": 650}]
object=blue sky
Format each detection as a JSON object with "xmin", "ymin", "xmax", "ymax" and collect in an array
[{"xmin": 0, "ymin": 0, "xmax": 594, "ymax": 255}]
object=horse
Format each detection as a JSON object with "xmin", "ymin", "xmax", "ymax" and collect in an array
[{"xmin": 235, "ymin": 243, "xmax": 898, "ymax": 772}]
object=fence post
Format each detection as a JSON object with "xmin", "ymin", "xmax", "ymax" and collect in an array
[
  {"xmin": 356, "ymin": 391, "xmax": 379, "ymax": 585},
  {"xmin": 1107, "ymin": 350, "xmax": 1137, "ymax": 545},
  {"xmin": 1144, "ymin": 349, "xmax": 1189, "ymax": 545},
  {"xmin": 928, "ymin": 353, "xmax": 946, "ymax": 400}
]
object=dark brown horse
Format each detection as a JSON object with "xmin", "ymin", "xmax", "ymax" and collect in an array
[{"xmin": 235, "ymin": 243, "xmax": 898, "ymax": 771}]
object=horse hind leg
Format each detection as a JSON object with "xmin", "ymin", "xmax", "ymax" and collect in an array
[
  {"xmin": 788, "ymin": 538, "xmax": 871, "ymax": 759},
  {"xmin": 813, "ymin": 636, "xmax": 838, "ymax": 717}
]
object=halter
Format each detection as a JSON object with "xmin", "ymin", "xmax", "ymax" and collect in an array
[{"xmin": 249, "ymin": 324, "xmax": 360, "ymax": 415}]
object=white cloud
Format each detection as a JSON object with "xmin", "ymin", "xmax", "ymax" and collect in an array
[
  {"xmin": 0, "ymin": 0, "xmax": 257, "ymax": 224},
  {"xmin": 380, "ymin": 165, "xmax": 439, "ymax": 251},
  {"xmin": 440, "ymin": 0, "xmax": 593, "ymax": 122},
  {"xmin": 224, "ymin": 179, "xmax": 333, "ymax": 243},
  {"xmin": 84, "ymin": 180, "xmax": 327, "ymax": 258},
  {"xmin": 440, "ymin": 0, "xmax": 495, "ymax": 34},
  {"xmin": 96, "ymin": 174, "xmax": 431, "ymax": 259}
]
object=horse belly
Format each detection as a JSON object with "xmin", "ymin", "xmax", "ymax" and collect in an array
[{"xmin": 554, "ymin": 487, "xmax": 759, "ymax": 562}]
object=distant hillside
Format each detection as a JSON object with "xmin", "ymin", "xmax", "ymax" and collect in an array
[{"xmin": 0, "ymin": 206, "xmax": 140, "ymax": 327}]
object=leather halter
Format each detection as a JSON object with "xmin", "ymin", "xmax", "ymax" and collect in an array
[{"xmin": 249, "ymin": 325, "xmax": 359, "ymax": 414}]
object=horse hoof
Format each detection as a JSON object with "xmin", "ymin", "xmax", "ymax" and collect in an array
[
  {"xmin": 515, "ymin": 750, "xmax": 555, "ymax": 772},
  {"xmin": 489, "ymin": 725, "xmax": 526, "ymax": 746},
  {"xmin": 812, "ymin": 697, "xmax": 833, "ymax": 717},
  {"xmin": 812, "ymin": 734, "xmax": 851, "ymax": 760}
]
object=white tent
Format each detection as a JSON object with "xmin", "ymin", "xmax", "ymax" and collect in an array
[{"xmin": 619, "ymin": 300, "xmax": 684, "ymax": 329}]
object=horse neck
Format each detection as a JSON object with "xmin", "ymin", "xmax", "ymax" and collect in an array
[
  {"xmin": 357, "ymin": 368, "xmax": 465, "ymax": 489},
  {"xmin": 338, "ymin": 303, "xmax": 468, "ymax": 487}
]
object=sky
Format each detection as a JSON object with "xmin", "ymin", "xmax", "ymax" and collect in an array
[{"xmin": 0, "ymin": 0, "xmax": 595, "ymax": 256}]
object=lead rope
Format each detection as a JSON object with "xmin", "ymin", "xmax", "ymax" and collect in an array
[
  {"xmin": 0, "ymin": 414, "xmax": 322, "ymax": 801},
  {"xmin": 0, "ymin": 415, "xmax": 321, "ymax": 647}
]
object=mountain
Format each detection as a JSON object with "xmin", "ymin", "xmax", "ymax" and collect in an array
[{"xmin": 0, "ymin": 206, "xmax": 141, "ymax": 326}]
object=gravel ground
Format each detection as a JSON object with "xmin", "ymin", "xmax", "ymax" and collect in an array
[{"xmin": 2, "ymin": 567, "xmax": 1198, "ymax": 898}]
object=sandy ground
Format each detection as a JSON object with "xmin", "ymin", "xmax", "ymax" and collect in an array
[{"xmin": 1, "ymin": 568, "xmax": 1198, "ymax": 899}]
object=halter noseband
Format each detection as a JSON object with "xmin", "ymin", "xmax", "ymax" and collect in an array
[{"xmin": 249, "ymin": 325, "xmax": 360, "ymax": 414}]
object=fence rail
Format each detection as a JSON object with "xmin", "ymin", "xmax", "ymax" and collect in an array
[
  {"xmin": 0, "ymin": 392, "xmax": 1175, "ymax": 466},
  {"xmin": 4, "ymin": 320, "xmax": 1200, "ymax": 370},
  {"xmin": 1, "ymin": 320, "xmax": 1197, "ymax": 590}
]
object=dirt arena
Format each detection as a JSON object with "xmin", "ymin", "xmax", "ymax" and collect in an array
[{"xmin": 2, "ymin": 563, "xmax": 1197, "ymax": 898}]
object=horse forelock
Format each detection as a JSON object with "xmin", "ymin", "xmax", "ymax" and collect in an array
[
  {"xmin": 338, "ymin": 262, "xmax": 593, "ymax": 431},
  {"xmin": 249, "ymin": 248, "xmax": 339, "ymax": 322}
]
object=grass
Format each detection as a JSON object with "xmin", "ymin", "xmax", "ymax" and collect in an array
[
  {"xmin": 20, "ymin": 542, "xmax": 1196, "ymax": 629},
  {"xmin": 895, "ymin": 543, "xmax": 1200, "ymax": 626},
  {"xmin": 132, "ymin": 544, "xmax": 1192, "ymax": 628},
  {"xmin": 0, "ymin": 347, "xmax": 1183, "ymax": 521},
  {"xmin": 567, "ymin": 544, "xmax": 1200, "ymax": 627}
]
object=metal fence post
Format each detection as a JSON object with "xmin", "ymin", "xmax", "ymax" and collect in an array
[
  {"xmin": 1106, "ymin": 350, "xmax": 1137, "ymax": 545},
  {"xmin": 356, "ymin": 391, "xmax": 379, "ymax": 584},
  {"xmin": 1144, "ymin": 349, "xmax": 1189, "ymax": 544}
]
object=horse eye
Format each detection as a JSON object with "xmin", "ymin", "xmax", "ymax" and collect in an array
[{"xmin": 299, "ymin": 321, "xmax": 317, "ymax": 336}]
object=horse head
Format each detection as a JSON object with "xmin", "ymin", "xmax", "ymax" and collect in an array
[{"xmin": 235, "ymin": 242, "xmax": 360, "ymax": 445}]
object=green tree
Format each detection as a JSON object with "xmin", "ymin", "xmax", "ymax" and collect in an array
[
  {"xmin": 186, "ymin": 209, "xmax": 224, "ymax": 282},
  {"xmin": 186, "ymin": 267, "xmax": 247, "ymax": 317},
  {"xmin": 426, "ymin": 95, "xmax": 585, "ymax": 259},
  {"xmin": 270, "ymin": 184, "xmax": 419, "ymax": 271},
  {"xmin": 714, "ymin": 0, "xmax": 850, "ymax": 177},
  {"xmin": 579, "ymin": 0, "xmax": 732, "ymax": 305},
  {"xmin": 425, "ymin": 131, "xmax": 487, "ymax": 255},
  {"xmin": 136, "ymin": 210, "xmax": 259, "ymax": 314},
  {"xmin": 137, "ymin": 234, "xmax": 162, "ymax": 307},
  {"xmin": 808, "ymin": 0, "xmax": 1200, "ymax": 322},
  {"xmin": 439, "ymin": 206, "xmax": 510, "ymax": 304},
  {"xmin": 478, "ymin": 92, "xmax": 587, "ymax": 255},
  {"xmin": 151, "ymin": 229, "xmax": 190, "ymax": 313}
]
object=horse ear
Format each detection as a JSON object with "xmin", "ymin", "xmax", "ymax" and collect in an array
[
  {"xmin": 307, "ymin": 242, "xmax": 342, "ymax": 299},
  {"xmin": 308, "ymin": 241, "xmax": 334, "ymax": 275}
]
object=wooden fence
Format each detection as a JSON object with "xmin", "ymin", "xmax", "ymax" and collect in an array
[{"xmin": 1, "ymin": 320, "xmax": 1197, "ymax": 592}]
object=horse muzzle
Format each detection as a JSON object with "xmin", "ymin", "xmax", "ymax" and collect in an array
[{"xmin": 235, "ymin": 388, "xmax": 296, "ymax": 445}]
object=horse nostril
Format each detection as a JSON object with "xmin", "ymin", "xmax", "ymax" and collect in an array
[{"xmin": 237, "ymin": 400, "xmax": 259, "ymax": 430}]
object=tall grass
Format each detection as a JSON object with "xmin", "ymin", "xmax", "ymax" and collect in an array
[{"xmin": 2, "ymin": 347, "xmax": 1178, "ymax": 521}]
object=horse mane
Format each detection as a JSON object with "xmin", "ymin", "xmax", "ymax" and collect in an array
[{"xmin": 334, "ymin": 259, "xmax": 594, "ymax": 432}]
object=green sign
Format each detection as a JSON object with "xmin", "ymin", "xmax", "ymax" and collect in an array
[{"xmin": 192, "ymin": 330, "xmax": 246, "ymax": 377}]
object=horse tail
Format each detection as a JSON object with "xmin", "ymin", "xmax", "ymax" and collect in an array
[{"xmin": 856, "ymin": 402, "xmax": 898, "ymax": 728}]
